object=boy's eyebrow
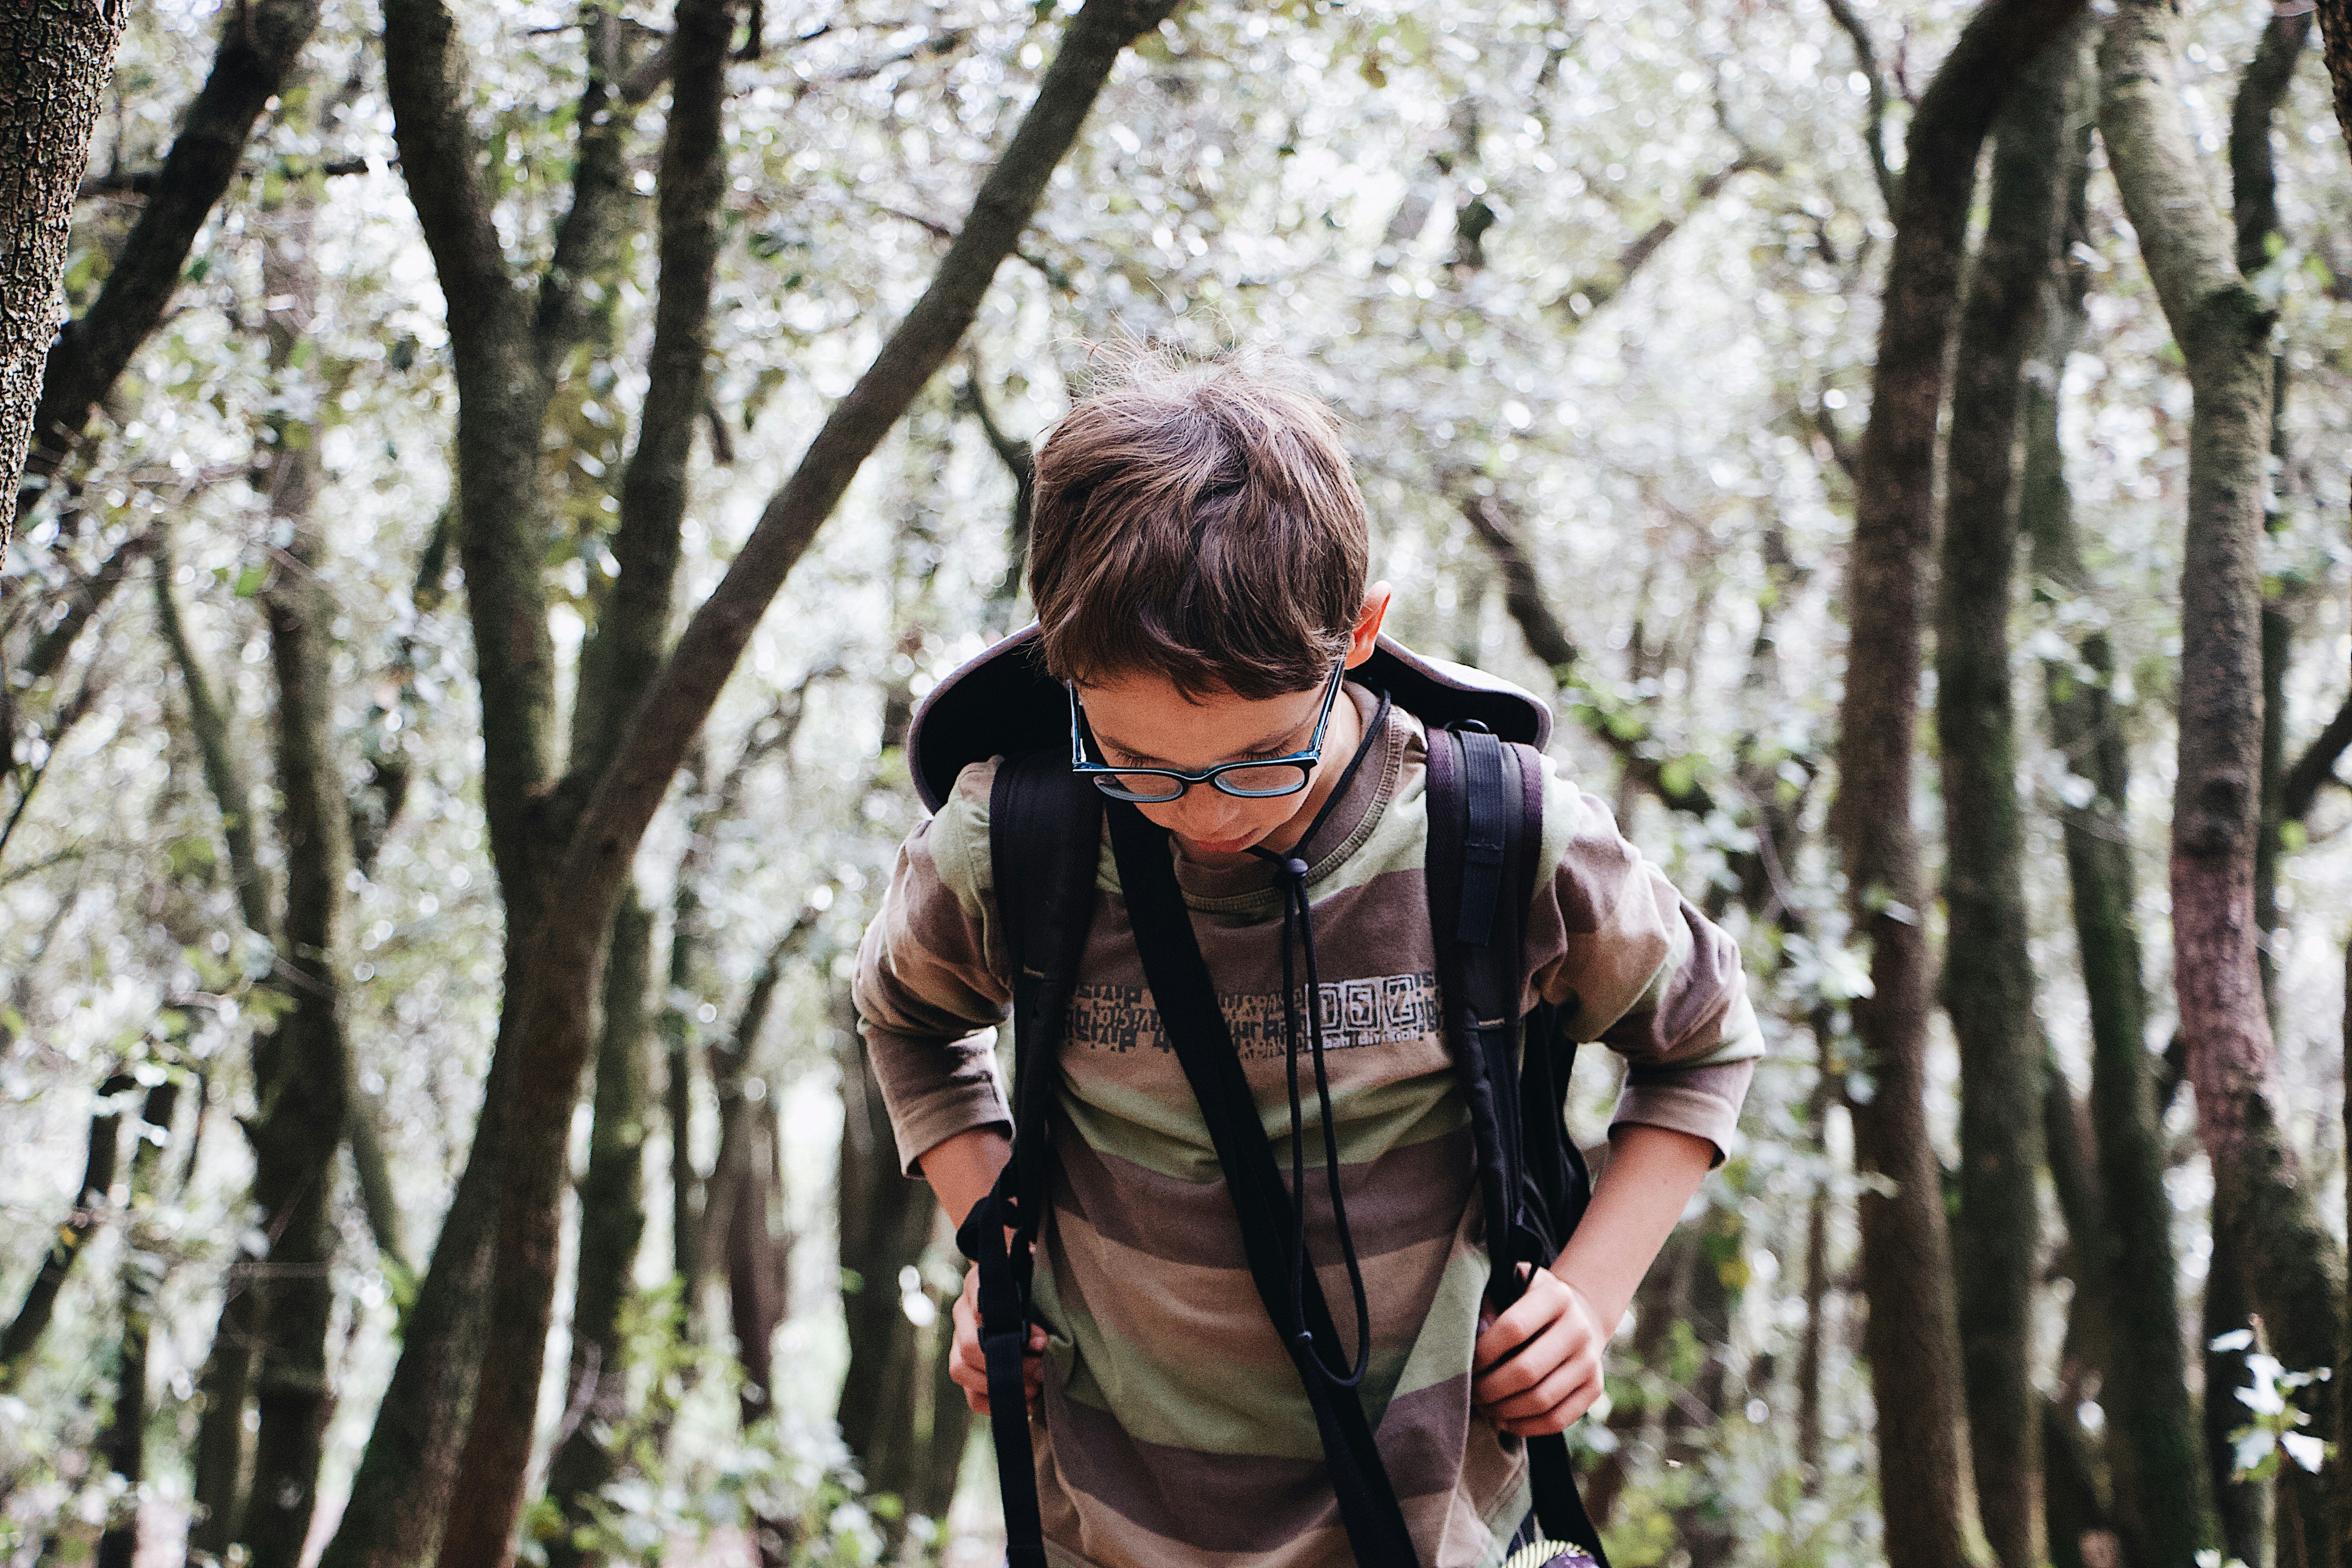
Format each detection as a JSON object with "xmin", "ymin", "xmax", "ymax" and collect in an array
[{"xmin": 1090, "ymin": 716, "xmax": 1303, "ymax": 768}]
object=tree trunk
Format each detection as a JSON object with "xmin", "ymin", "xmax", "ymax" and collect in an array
[
  {"xmin": 14, "ymin": 0, "xmax": 321, "ymax": 531},
  {"xmin": 324, "ymin": 10, "xmax": 631, "ymax": 1562},
  {"xmin": 2205, "ymin": 1225, "xmax": 2274, "ymax": 1568},
  {"xmin": 1935, "ymin": 33, "xmax": 2073, "ymax": 1566},
  {"xmin": 0, "ymin": 0, "xmax": 128, "ymax": 560},
  {"xmin": 2024, "ymin": 64, "xmax": 2221, "ymax": 1564},
  {"xmin": 189, "ymin": 1272, "xmax": 260, "ymax": 1561},
  {"xmin": 92, "ymin": 1079, "xmax": 180, "ymax": 1568},
  {"xmin": 432, "ymin": 8, "xmax": 1178, "ymax": 1566},
  {"xmin": 2099, "ymin": 11, "xmax": 2346, "ymax": 1568},
  {"xmin": 836, "ymin": 1015, "xmax": 936, "ymax": 1499},
  {"xmin": 1831, "ymin": 7, "xmax": 2084, "ymax": 1567},
  {"xmin": 2313, "ymin": 0, "xmax": 2352, "ymax": 157},
  {"xmin": 664, "ymin": 852, "xmax": 707, "ymax": 1323},
  {"xmin": 543, "ymin": 893, "xmax": 653, "ymax": 1568},
  {"xmin": 2233, "ymin": 9, "xmax": 2312, "ymax": 1025},
  {"xmin": 0, "ymin": 1068, "xmax": 131, "ymax": 1386},
  {"xmin": 238, "ymin": 167, "xmax": 358, "ymax": 1568}
]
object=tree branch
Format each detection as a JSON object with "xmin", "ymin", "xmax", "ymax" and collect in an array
[
  {"xmin": 2282, "ymin": 693, "xmax": 2352, "ymax": 822},
  {"xmin": 532, "ymin": 6, "xmax": 632, "ymax": 381},
  {"xmin": 564, "ymin": 0, "xmax": 735, "ymax": 786},
  {"xmin": 2229, "ymin": 7, "xmax": 2314, "ymax": 278},
  {"xmin": 1455, "ymin": 486, "xmax": 1723, "ymax": 820},
  {"xmin": 1823, "ymin": 0, "xmax": 1900, "ymax": 211},
  {"xmin": 17, "ymin": 0, "xmax": 323, "ymax": 529},
  {"xmin": 152, "ymin": 534, "xmax": 277, "ymax": 943},
  {"xmin": 438, "ymin": 6, "xmax": 1182, "ymax": 1566}
]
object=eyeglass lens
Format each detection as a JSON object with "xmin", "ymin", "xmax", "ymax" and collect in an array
[{"xmin": 1090, "ymin": 762, "xmax": 1313, "ymax": 802}]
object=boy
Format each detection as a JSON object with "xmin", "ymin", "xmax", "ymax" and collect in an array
[{"xmin": 853, "ymin": 354, "xmax": 1761, "ymax": 1568}]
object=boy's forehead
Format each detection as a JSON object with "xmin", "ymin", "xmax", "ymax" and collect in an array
[{"xmin": 1078, "ymin": 668, "xmax": 1327, "ymax": 763}]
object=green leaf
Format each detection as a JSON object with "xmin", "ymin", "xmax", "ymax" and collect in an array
[{"xmin": 233, "ymin": 564, "xmax": 268, "ymax": 598}]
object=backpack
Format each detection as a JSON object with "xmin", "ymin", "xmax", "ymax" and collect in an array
[{"xmin": 906, "ymin": 626, "xmax": 1608, "ymax": 1568}]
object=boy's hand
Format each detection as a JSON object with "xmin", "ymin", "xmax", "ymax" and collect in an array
[
  {"xmin": 1470, "ymin": 1265, "xmax": 1608, "ymax": 1437},
  {"xmin": 949, "ymin": 1262, "xmax": 1049, "ymax": 1415}
]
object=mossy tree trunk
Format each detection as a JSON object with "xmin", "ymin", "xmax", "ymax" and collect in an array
[
  {"xmin": 1831, "ymin": 5, "xmax": 2083, "ymax": 1565},
  {"xmin": 2100, "ymin": 8, "xmax": 2347, "ymax": 1567},
  {"xmin": 1934, "ymin": 31, "xmax": 2076, "ymax": 1566}
]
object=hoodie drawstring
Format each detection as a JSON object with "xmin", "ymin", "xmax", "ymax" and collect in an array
[{"xmin": 1249, "ymin": 686, "xmax": 1391, "ymax": 1389}]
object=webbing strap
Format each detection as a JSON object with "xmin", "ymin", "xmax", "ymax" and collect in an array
[
  {"xmin": 1426, "ymin": 726, "xmax": 1610, "ymax": 1568},
  {"xmin": 1103, "ymin": 802, "xmax": 1423, "ymax": 1568},
  {"xmin": 970, "ymin": 753, "xmax": 1101, "ymax": 1568}
]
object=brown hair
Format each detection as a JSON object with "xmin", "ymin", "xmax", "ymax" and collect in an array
[{"xmin": 1026, "ymin": 350, "xmax": 1370, "ymax": 701}]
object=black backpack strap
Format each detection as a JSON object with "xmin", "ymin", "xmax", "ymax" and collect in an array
[
  {"xmin": 1102, "ymin": 801, "xmax": 1424, "ymax": 1568},
  {"xmin": 954, "ymin": 750, "xmax": 1101, "ymax": 1568},
  {"xmin": 1426, "ymin": 726, "xmax": 1609, "ymax": 1567}
]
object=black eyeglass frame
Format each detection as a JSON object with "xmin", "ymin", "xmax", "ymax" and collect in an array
[{"xmin": 1067, "ymin": 658, "xmax": 1350, "ymax": 802}]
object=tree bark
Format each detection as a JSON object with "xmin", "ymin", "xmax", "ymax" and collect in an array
[
  {"xmin": 432, "ymin": 9, "xmax": 1177, "ymax": 1566},
  {"xmin": 0, "ymin": 1068, "xmax": 131, "ymax": 1386},
  {"xmin": 238, "ymin": 169, "xmax": 358, "ymax": 1568},
  {"xmin": 2024, "ymin": 70, "xmax": 2220, "ymax": 1563},
  {"xmin": 323, "ymin": 14, "xmax": 635, "ymax": 1564},
  {"xmin": 543, "ymin": 893, "xmax": 653, "ymax": 1568},
  {"xmin": 836, "ymin": 1012, "xmax": 936, "ymax": 1497},
  {"xmin": 2100, "ymin": 10, "xmax": 2345, "ymax": 1568},
  {"xmin": 1830, "ymin": 7, "xmax": 2084, "ymax": 1567},
  {"xmin": 0, "ymin": 0, "xmax": 129, "ymax": 562},
  {"xmin": 2233, "ymin": 8, "xmax": 2312, "ymax": 1023},
  {"xmin": 13, "ymin": 0, "xmax": 321, "ymax": 532},
  {"xmin": 2313, "ymin": 0, "xmax": 2352, "ymax": 157},
  {"xmin": 1934, "ymin": 34, "xmax": 2073, "ymax": 1567},
  {"xmin": 565, "ymin": 0, "xmax": 732, "ymax": 790},
  {"xmin": 189, "ymin": 1270, "xmax": 260, "ymax": 1561},
  {"xmin": 93, "ymin": 1079, "xmax": 180, "ymax": 1568}
]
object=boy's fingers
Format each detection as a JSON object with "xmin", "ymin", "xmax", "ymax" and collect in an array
[{"xmin": 1473, "ymin": 1317, "xmax": 1573, "ymax": 1403}]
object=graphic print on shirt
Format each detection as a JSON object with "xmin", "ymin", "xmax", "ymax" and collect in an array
[{"xmin": 1066, "ymin": 972, "xmax": 1443, "ymax": 1059}]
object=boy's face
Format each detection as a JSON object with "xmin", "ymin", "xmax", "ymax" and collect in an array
[{"xmin": 1073, "ymin": 585, "xmax": 1392, "ymax": 862}]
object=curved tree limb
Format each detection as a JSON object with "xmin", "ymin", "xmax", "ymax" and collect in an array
[
  {"xmin": 15, "ymin": 0, "xmax": 323, "ymax": 533},
  {"xmin": 1831, "ymin": 5, "xmax": 2085, "ymax": 1568},
  {"xmin": 2281, "ymin": 693, "xmax": 2352, "ymax": 823},
  {"xmin": 433, "ymin": 7, "xmax": 1181, "ymax": 1568}
]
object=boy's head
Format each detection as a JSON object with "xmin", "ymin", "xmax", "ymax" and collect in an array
[
  {"xmin": 1026, "ymin": 351, "xmax": 1372, "ymax": 702},
  {"xmin": 1024, "ymin": 350, "xmax": 1389, "ymax": 858}
]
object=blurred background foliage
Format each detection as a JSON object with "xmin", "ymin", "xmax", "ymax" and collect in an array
[{"xmin": 2, "ymin": 0, "xmax": 2349, "ymax": 1564}]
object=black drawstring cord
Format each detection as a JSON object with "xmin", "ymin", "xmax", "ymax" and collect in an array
[{"xmin": 1250, "ymin": 686, "xmax": 1390, "ymax": 1390}]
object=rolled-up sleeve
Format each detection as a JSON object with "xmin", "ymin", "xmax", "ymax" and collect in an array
[
  {"xmin": 852, "ymin": 759, "xmax": 1015, "ymax": 1174},
  {"xmin": 1522, "ymin": 758, "xmax": 1764, "ymax": 1162}
]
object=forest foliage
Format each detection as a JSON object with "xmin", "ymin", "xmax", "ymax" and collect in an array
[{"xmin": 3, "ymin": 0, "xmax": 2351, "ymax": 1566}]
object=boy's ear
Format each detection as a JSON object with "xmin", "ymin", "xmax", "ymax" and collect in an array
[{"xmin": 1345, "ymin": 582, "xmax": 1393, "ymax": 668}]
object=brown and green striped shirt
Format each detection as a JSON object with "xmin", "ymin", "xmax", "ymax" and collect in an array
[{"xmin": 854, "ymin": 689, "xmax": 1762, "ymax": 1568}]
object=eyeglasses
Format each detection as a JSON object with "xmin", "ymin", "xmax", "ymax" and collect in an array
[{"xmin": 1068, "ymin": 660, "xmax": 1348, "ymax": 803}]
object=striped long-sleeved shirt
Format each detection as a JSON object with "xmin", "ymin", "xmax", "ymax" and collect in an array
[{"xmin": 854, "ymin": 687, "xmax": 1763, "ymax": 1568}]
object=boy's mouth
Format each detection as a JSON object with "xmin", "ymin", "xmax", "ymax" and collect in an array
[{"xmin": 1183, "ymin": 831, "xmax": 1260, "ymax": 855}]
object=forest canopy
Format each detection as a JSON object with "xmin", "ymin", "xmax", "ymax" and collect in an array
[{"xmin": 2, "ymin": 0, "xmax": 2350, "ymax": 1566}]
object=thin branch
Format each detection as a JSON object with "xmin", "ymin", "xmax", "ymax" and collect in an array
[
  {"xmin": 1823, "ymin": 0, "xmax": 1900, "ymax": 212},
  {"xmin": 2282, "ymin": 693, "xmax": 2352, "ymax": 822}
]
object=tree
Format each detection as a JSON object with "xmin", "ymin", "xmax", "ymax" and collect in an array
[
  {"xmin": 0, "ymin": 0, "xmax": 132, "ymax": 560},
  {"xmin": 1934, "ymin": 30, "xmax": 2075, "ymax": 1567},
  {"xmin": 2024, "ymin": 44, "xmax": 2219, "ymax": 1568},
  {"xmin": 2099, "ymin": 4, "xmax": 2347, "ymax": 1565},
  {"xmin": 335, "ymin": 5, "xmax": 1182, "ymax": 1565},
  {"xmin": 1830, "ymin": 5, "xmax": 2083, "ymax": 1567}
]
